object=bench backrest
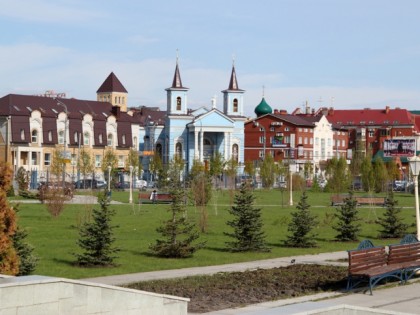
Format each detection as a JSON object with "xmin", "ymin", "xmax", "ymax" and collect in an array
[
  {"xmin": 388, "ymin": 242, "xmax": 420, "ymax": 265},
  {"xmin": 348, "ymin": 246, "xmax": 388, "ymax": 274}
]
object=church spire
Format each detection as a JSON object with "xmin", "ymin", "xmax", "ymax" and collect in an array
[
  {"xmin": 228, "ymin": 62, "xmax": 239, "ymax": 90},
  {"xmin": 171, "ymin": 50, "xmax": 184, "ymax": 88}
]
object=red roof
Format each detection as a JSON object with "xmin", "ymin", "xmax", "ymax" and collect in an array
[
  {"xmin": 96, "ymin": 72, "xmax": 128, "ymax": 93},
  {"xmin": 325, "ymin": 107, "xmax": 414, "ymax": 127}
]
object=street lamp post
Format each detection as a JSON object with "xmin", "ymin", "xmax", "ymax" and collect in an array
[
  {"xmin": 107, "ymin": 165, "xmax": 111, "ymax": 191},
  {"xmin": 289, "ymin": 161, "xmax": 294, "ymax": 206},
  {"xmin": 129, "ymin": 165, "xmax": 133, "ymax": 204},
  {"xmin": 253, "ymin": 121, "xmax": 266, "ymax": 160},
  {"xmin": 408, "ymin": 156, "xmax": 420, "ymax": 240},
  {"xmin": 56, "ymin": 99, "xmax": 68, "ymax": 189}
]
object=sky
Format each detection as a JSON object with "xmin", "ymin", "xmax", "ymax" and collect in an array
[{"xmin": 1, "ymin": 0, "xmax": 420, "ymax": 117}]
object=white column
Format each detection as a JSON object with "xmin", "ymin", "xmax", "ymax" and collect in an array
[
  {"xmin": 194, "ymin": 130, "xmax": 199, "ymax": 159},
  {"xmin": 200, "ymin": 130, "xmax": 204, "ymax": 162},
  {"xmin": 224, "ymin": 132, "xmax": 228, "ymax": 160}
]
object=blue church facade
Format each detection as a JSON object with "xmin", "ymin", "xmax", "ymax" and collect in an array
[{"xmin": 137, "ymin": 60, "xmax": 246, "ymax": 180}]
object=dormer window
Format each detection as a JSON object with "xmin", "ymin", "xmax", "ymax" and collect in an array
[
  {"xmin": 48, "ymin": 131, "xmax": 52, "ymax": 142},
  {"xmin": 58, "ymin": 130, "xmax": 64, "ymax": 144},
  {"xmin": 20, "ymin": 129, "xmax": 25, "ymax": 141},
  {"xmin": 84, "ymin": 132, "xmax": 90, "ymax": 145},
  {"xmin": 107, "ymin": 134, "xmax": 113, "ymax": 146},
  {"xmin": 31, "ymin": 130, "xmax": 38, "ymax": 143},
  {"xmin": 122, "ymin": 134, "xmax": 126, "ymax": 145},
  {"xmin": 99, "ymin": 134, "xmax": 103, "ymax": 144}
]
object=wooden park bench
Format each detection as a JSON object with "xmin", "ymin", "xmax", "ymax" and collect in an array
[
  {"xmin": 138, "ymin": 191, "xmax": 172, "ymax": 204},
  {"xmin": 331, "ymin": 194, "xmax": 385, "ymax": 206},
  {"xmin": 347, "ymin": 235, "xmax": 420, "ymax": 294}
]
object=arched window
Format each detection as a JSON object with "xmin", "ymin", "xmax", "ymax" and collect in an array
[
  {"xmin": 20, "ymin": 129, "xmax": 25, "ymax": 141},
  {"xmin": 176, "ymin": 97, "xmax": 182, "ymax": 111},
  {"xmin": 58, "ymin": 130, "xmax": 64, "ymax": 144},
  {"xmin": 232, "ymin": 144, "xmax": 239, "ymax": 162},
  {"xmin": 233, "ymin": 99, "xmax": 238, "ymax": 112},
  {"xmin": 84, "ymin": 132, "xmax": 90, "ymax": 145},
  {"xmin": 31, "ymin": 130, "xmax": 38, "ymax": 143},
  {"xmin": 175, "ymin": 142, "xmax": 182, "ymax": 158},
  {"xmin": 107, "ymin": 133, "xmax": 113, "ymax": 146}
]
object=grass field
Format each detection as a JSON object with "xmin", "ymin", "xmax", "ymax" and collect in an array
[{"xmin": 12, "ymin": 189, "xmax": 417, "ymax": 279}]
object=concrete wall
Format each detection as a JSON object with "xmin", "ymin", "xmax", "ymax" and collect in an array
[{"xmin": 0, "ymin": 275, "xmax": 188, "ymax": 315}]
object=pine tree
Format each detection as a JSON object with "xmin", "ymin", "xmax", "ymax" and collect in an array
[
  {"xmin": 377, "ymin": 192, "xmax": 408, "ymax": 238},
  {"xmin": 150, "ymin": 158, "xmax": 205, "ymax": 258},
  {"xmin": 284, "ymin": 191, "xmax": 318, "ymax": 247},
  {"xmin": 12, "ymin": 226, "xmax": 38, "ymax": 276},
  {"xmin": 0, "ymin": 161, "xmax": 19, "ymax": 275},
  {"xmin": 333, "ymin": 191, "xmax": 361, "ymax": 241},
  {"xmin": 75, "ymin": 190, "xmax": 119, "ymax": 266},
  {"xmin": 225, "ymin": 183, "xmax": 270, "ymax": 252}
]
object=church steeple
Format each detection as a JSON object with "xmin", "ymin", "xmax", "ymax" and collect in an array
[
  {"xmin": 166, "ymin": 54, "xmax": 189, "ymax": 115},
  {"xmin": 222, "ymin": 60, "xmax": 245, "ymax": 116}
]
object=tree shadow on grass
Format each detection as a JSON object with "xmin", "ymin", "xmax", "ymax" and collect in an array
[{"xmin": 202, "ymin": 246, "xmax": 231, "ymax": 253}]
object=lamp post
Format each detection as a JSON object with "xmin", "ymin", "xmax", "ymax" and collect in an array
[
  {"xmin": 107, "ymin": 165, "xmax": 111, "ymax": 191},
  {"xmin": 129, "ymin": 165, "xmax": 133, "ymax": 204},
  {"xmin": 289, "ymin": 161, "xmax": 294, "ymax": 206},
  {"xmin": 408, "ymin": 156, "xmax": 420, "ymax": 240},
  {"xmin": 56, "ymin": 99, "xmax": 68, "ymax": 189},
  {"xmin": 253, "ymin": 121, "xmax": 266, "ymax": 160}
]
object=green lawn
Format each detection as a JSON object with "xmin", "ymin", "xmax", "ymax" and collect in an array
[{"xmin": 13, "ymin": 189, "xmax": 417, "ymax": 279}]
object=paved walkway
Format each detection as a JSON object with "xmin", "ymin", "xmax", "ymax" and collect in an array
[{"xmin": 83, "ymin": 251, "xmax": 420, "ymax": 315}]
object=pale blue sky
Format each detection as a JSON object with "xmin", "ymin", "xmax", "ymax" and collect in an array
[{"xmin": 1, "ymin": 0, "xmax": 420, "ymax": 116}]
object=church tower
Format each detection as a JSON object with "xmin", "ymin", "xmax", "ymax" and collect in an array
[
  {"xmin": 97, "ymin": 72, "xmax": 128, "ymax": 112},
  {"xmin": 222, "ymin": 62, "xmax": 245, "ymax": 116},
  {"xmin": 165, "ymin": 57, "xmax": 189, "ymax": 115}
]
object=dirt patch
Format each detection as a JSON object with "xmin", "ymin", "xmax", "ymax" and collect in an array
[{"xmin": 125, "ymin": 264, "xmax": 347, "ymax": 313}]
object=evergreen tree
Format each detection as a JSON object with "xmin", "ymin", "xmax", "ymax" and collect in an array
[
  {"xmin": 12, "ymin": 226, "xmax": 38, "ymax": 276},
  {"xmin": 75, "ymin": 190, "xmax": 119, "ymax": 266},
  {"xmin": 0, "ymin": 161, "xmax": 19, "ymax": 275},
  {"xmin": 150, "ymin": 158, "xmax": 205, "ymax": 258},
  {"xmin": 225, "ymin": 183, "xmax": 270, "ymax": 252},
  {"xmin": 377, "ymin": 192, "xmax": 408, "ymax": 238},
  {"xmin": 333, "ymin": 191, "xmax": 361, "ymax": 241},
  {"xmin": 284, "ymin": 191, "xmax": 318, "ymax": 247}
]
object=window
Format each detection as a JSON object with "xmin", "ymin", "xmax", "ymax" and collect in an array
[
  {"xmin": 107, "ymin": 134, "xmax": 113, "ymax": 146},
  {"xmin": 259, "ymin": 136, "xmax": 265, "ymax": 144},
  {"xmin": 122, "ymin": 134, "xmax": 126, "ymax": 145},
  {"xmin": 304, "ymin": 137, "xmax": 308, "ymax": 145},
  {"xmin": 99, "ymin": 134, "xmax": 103, "ymax": 144},
  {"xmin": 176, "ymin": 97, "xmax": 182, "ymax": 110},
  {"xmin": 304, "ymin": 128, "xmax": 308, "ymax": 132},
  {"xmin": 133, "ymin": 136, "xmax": 138, "ymax": 150},
  {"xmin": 285, "ymin": 127, "xmax": 290, "ymax": 131},
  {"xmin": 342, "ymin": 139, "xmax": 345, "ymax": 147},
  {"xmin": 284, "ymin": 136, "xmax": 290, "ymax": 143},
  {"xmin": 118, "ymin": 155, "xmax": 124, "ymax": 168},
  {"xmin": 298, "ymin": 128, "xmax": 302, "ymax": 132},
  {"xmin": 284, "ymin": 150, "xmax": 289, "ymax": 158},
  {"xmin": 44, "ymin": 153, "xmax": 51, "ymax": 166},
  {"xmin": 58, "ymin": 130, "xmax": 64, "ymax": 144},
  {"xmin": 258, "ymin": 150, "xmax": 264, "ymax": 158},
  {"xmin": 84, "ymin": 132, "xmax": 89, "ymax": 145},
  {"xmin": 298, "ymin": 137, "xmax": 302, "ymax": 144},
  {"xmin": 48, "ymin": 131, "xmax": 52, "ymax": 142},
  {"xmin": 74, "ymin": 132, "xmax": 78, "ymax": 143},
  {"xmin": 71, "ymin": 154, "xmax": 77, "ymax": 166},
  {"xmin": 327, "ymin": 138, "xmax": 331, "ymax": 146},
  {"xmin": 31, "ymin": 130, "xmax": 38, "ymax": 143},
  {"xmin": 95, "ymin": 155, "xmax": 102, "ymax": 167},
  {"xmin": 315, "ymin": 137, "xmax": 319, "ymax": 145},
  {"xmin": 270, "ymin": 127, "xmax": 275, "ymax": 132},
  {"xmin": 232, "ymin": 144, "xmax": 239, "ymax": 162},
  {"xmin": 233, "ymin": 99, "xmax": 238, "ymax": 112},
  {"xmin": 31, "ymin": 152, "xmax": 37, "ymax": 165},
  {"xmin": 20, "ymin": 129, "xmax": 25, "ymax": 140},
  {"xmin": 369, "ymin": 130, "xmax": 375, "ymax": 137},
  {"xmin": 175, "ymin": 142, "xmax": 182, "ymax": 158},
  {"xmin": 310, "ymin": 138, "xmax": 313, "ymax": 145}
]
